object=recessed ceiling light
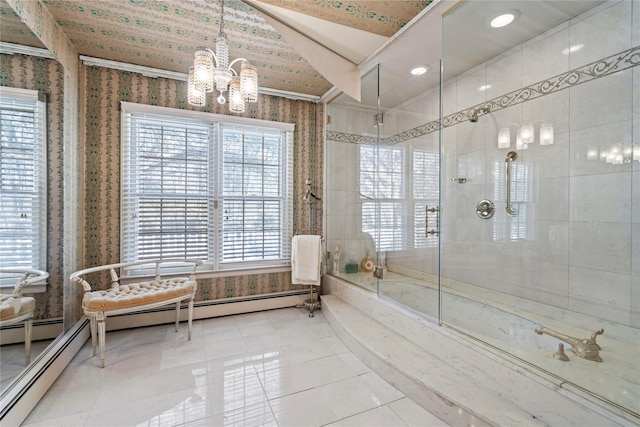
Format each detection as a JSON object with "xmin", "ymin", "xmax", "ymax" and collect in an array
[
  {"xmin": 410, "ymin": 65, "xmax": 429, "ymax": 76},
  {"xmin": 489, "ymin": 10, "xmax": 520, "ymax": 28}
]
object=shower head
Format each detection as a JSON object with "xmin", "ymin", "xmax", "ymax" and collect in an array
[{"xmin": 468, "ymin": 105, "xmax": 491, "ymax": 123}]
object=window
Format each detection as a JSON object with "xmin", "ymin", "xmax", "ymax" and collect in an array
[
  {"xmin": 0, "ymin": 88, "xmax": 47, "ymax": 269},
  {"xmin": 121, "ymin": 103, "xmax": 293, "ymax": 272},
  {"xmin": 360, "ymin": 145, "xmax": 406, "ymax": 251},
  {"xmin": 412, "ymin": 149, "xmax": 439, "ymax": 249},
  {"xmin": 360, "ymin": 145, "xmax": 439, "ymax": 251}
]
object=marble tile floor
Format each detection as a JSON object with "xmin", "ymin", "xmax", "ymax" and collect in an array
[
  {"xmin": 21, "ymin": 307, "xmax": 448, "ymax": 427},
  {"xmin": 1, "ymin": 339, "xmax": 53, "ymax": 394}
]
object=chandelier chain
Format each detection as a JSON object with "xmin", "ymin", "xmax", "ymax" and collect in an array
[{"xmin": 219, "ymin": 0, "xmax": 226, "ymax": 37}]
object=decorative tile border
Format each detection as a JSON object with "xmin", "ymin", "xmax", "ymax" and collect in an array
[
  {"xmin": 325, "ymin": 130, "xmax": 377, "ymax": 145},
  {"xmin": 327, "ymin": 46, "xmax": 639, "ymax": 145}
]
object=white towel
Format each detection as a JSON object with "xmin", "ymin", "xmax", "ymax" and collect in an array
[{"xmin": 291, "ymin": 235, "xmax": 322, "ymax": 285}]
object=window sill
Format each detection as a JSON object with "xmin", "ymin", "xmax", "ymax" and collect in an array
[
  {"xmin": 120, "ymin": 264, "xmax": 291, "ymax": 284},
  {"xmin": 195, "ymin": 265, "xmax": 291, "ymax": 280},
  {"xmin": 0, "ymin": 283, "xmax": 48, "ymax": 295}
]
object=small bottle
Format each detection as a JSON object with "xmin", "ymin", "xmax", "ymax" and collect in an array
[{"xmin": 360, "ymin": 250, "xmax": 375, "ymax": 272}]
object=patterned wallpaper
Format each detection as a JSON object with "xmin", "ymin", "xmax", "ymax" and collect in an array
[
  {"xmin": 258, "ymin": 0, "xmax": 431, "ymax": 37},
  {"xmin": 5, "ymin": 0, "xmax": 83, "ymax": 327},
  {"xmin": 0, "ymin": 53, "xmax": 64, "ymax": 320},
  {"xmin": 0, "ymin": 1, "xmax": 47, "ymax": 48},
  {"xmin": 84, "ymin": 65, "xmax": 324, "ymax": 300}
]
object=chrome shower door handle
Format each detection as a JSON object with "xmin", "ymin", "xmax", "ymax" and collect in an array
[
  {"xmin": 425, "ymin": 205, "xmax": 439, "ymax": 236},
  {"xmin": 505, "ymin": 151, "xmax": 517, "ymax": 215}
]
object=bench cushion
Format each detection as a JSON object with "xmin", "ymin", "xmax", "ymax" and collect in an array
[
  {"xmin": 83, "ymin": 278, "xmax": 196, "ymax": 312},
  {"xmin": 0, "ymin": 295, "xmax": 36, "ymax": 321}
]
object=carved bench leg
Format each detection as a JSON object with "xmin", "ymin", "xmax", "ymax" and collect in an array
[
  {"xmin": 175, "ymin": 301, "xmax": 180, "ymax": 332},
  {"xmin": 90, "ymin": 316, "xmax": 97, "ymax": 356},
  {"xmin": 97, "ymin": 313, "xmax": 106, "ymax": 368},
  {"xmin": 24, "ymin": 318, "xmax": 33, "ymax": 365},
  {"xmin": 188, "ymin": 298, "xmax": 194, "ymax": 341}
]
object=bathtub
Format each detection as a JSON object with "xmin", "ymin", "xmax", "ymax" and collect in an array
[{"xmin": 329, "ymin": 271, "xmax": 639, "ymax": 416}]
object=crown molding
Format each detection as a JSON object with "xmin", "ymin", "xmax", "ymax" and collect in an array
[
  {"xmin": 0, "ymin": 42, "xmax": 56, "ymax": 60},
  {"xmin": 79, "ymin": 55, "xmax": 320, "ymax": 103}
]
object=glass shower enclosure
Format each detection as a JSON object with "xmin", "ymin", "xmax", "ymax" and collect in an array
[{"xmin": 325, "ymin": 0, "xmax": 638, "ymax": 419}]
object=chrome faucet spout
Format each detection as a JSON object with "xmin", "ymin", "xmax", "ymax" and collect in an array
[{"xmin": 535, "ymin": 326, "xmax": 604, "ymax": 362}]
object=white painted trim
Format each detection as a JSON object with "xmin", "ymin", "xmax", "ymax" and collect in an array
[
  {"xmin": 0, "ymin": 319, "xmax": 90, "ymax": 426},
  {"xmin": 120, "ymin": 101, "xmax": 296, "ymax": 130},
  {"xmin": 0, "ymin": 318, "xmax": 63, "ymax": 345},
  {"xmin": 80, "ymin": 55, "xmax": 320, "ymax": 102},
  {"xmin": 0, "ymin": 42, "xmax": 56, "ymax": 60},
  {"xmin": 103, "ymin": 292, "xmax": 308, "ymax": 331}
]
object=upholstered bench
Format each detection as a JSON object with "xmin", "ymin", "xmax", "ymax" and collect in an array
[
  {"xmin": 0, "ymin": 268, "xmax": 49, "ymax": 365},
  {"xmin": 70, "ymin": 259, "xmax": 201, "ymax": 367}
]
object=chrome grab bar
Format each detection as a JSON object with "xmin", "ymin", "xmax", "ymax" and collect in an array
[
  {"xmin": 425, "ymin": 205, "xmax": 439, "ymax": 236},
  {"xmin": 505, "ymin": 151, "xmax": 517, "ymax": 215}
]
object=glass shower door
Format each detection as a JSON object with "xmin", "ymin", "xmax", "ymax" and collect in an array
[
  {"xmin": 325, "ymin": 67, "xmax": 380, "ymax": 293},
  {"xmin": 373, "ymin": 60, "xmax": 442, "ymax": 320},
  {"xmin": 439, "ymin": 0, "xmax": 639, "ymax": 417}
]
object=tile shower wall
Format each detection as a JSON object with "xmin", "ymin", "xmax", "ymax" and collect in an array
[
  {"xmin": 326, "ymin": 1, "xmax": 638, "ymax": 328},
  {"xmin": 440, "ymin": 0, "xmax": 638, "ymax": 327},
  {"xmin": 325, "ymin": 105, "xmax": 375, "ymax": 270}
]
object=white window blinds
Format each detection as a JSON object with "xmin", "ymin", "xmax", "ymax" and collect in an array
[
  {"xmin": 360, "ymin": 145, "xmax": 441, "ymax": 251},
  {"xmin": 220, "ymin": 124, "xmax": 293, "ymax": 264},
  {"xmin": 360, "ymin": 145, "xmax": 406, "ymax": 251},
  {"xmin": 121, "ymin": 103, "xmax": 293, "ymax": 270},
  {"xmin": 0, "ymin": 88, "xmax": 47, "ymax": 269},
  {"xmin": 121, "ymin": 111, "xmax": 215, "ymax": 263}
]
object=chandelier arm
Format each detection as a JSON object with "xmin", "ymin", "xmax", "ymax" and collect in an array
[{"xmin": 228, "ymin": 57, "xmax": 248, "ymax": 71}]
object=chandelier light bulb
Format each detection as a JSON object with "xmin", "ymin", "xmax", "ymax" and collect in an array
[
  {"xmin": 229, "ymin": 76, "xmax": 245, "ymax": 113},
  {"xmin": 217, "ymin": 93, "xmax": 226, "ymax": 104},
  {"xmin": 240, "ymin": 62, "xmax": 259, "ymax": 102},
  {"xmin": 187, "ymin": 66, "xmax": 206, "ymax": 107},
  {"xmin": 193, "ymin": 47, "xmax": 214, "ymax": 93}
]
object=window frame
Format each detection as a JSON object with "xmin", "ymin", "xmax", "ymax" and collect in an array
[
  {"xmin": 360, "ymin": 143, "xmax": 439, "ymax": 252},
  {"xmin": 120, "ymin": 102, "xmax": 294, "ymax": 275},
  {"xmin": 0, "ymin": 87, "xmax": 47, "ymax": 273}
]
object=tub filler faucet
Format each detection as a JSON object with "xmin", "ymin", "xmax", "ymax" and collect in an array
[{"xmin": 535, "ymin": 326, "xmax": 604, "ymax": 362}]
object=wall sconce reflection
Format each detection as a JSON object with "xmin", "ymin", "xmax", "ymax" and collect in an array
[
  {"xmin": 498, "ymin": 121, "xmax": 554, "ymax": 149},
  {"xmin": 587, "ymin": 143, "xmax": 639, "ymax": 165}
]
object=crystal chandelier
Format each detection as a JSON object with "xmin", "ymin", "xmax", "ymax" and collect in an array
[{"xmin": 187, "ymin": 0, "xmax": 259, "ymax": 113}]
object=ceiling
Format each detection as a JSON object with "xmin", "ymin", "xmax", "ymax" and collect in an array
[
  {"xmin": 0, "ymin": 0, "xmax": 431, "ymax": 98},
  {"xmin": 1, "ymin": 0, "xmax": 606, "ymax": 105}
]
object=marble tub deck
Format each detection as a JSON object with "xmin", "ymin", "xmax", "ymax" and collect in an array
[
  {"xmin": 331, "ymin": 271, "xmax": 639, "ymax": 415},
  {"xmin": 323, "ymin": 274, "xmax": 639, "ymax": 426}
]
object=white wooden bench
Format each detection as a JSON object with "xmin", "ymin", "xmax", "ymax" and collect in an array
[
  {"xmin": 70, "ymin": 259, "xmax": 201, "ymax": 367},
  {"xmin": 0, "ymin": 268, "xmax": 49, "ymax": 365}
]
